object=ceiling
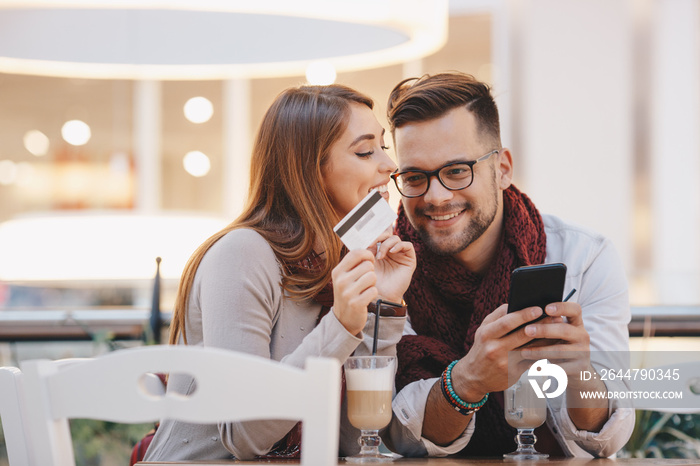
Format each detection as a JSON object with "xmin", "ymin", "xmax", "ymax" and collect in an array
[{"xmin": 0, "ymin": 12, "xmax": 492, "ymax": 223}]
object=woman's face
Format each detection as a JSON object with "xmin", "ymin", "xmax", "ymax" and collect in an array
[{"xmin": 323, "ymin": 103, "xmax": 397, "ymax": 219}]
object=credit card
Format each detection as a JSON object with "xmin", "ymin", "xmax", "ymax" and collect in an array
[{"xmin": 333, "ymin": 189, "xmax": 397, "ymax": 251}]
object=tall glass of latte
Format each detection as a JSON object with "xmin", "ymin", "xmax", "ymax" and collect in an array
[
  {"xmin": 344, "ymin": 355, "xmax": 395, "ymax": 463},
  {"xmin": 503, "ymin": 376, "xmax": 548, "ymax": 460}
]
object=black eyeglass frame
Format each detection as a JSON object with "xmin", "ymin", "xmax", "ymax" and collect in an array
[{"xmin": 391, "ymin": 149, "xmax": 500, "ymax": 198}]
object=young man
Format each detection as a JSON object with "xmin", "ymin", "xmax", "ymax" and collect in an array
[{"xmin": 384, "ymin": 72, "xmax": 634, "ymax": 457}]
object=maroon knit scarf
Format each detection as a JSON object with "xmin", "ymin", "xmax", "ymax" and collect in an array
[{"xmin": 395, "ymin": 185, "xmax": 560, "ymax": 457}]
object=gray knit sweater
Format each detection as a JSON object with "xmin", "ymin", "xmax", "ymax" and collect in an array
[{"xmin": 144, "ymin": 228, "xmax": 405, "ymax": 461}]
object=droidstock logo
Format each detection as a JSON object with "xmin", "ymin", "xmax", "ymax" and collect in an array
[{"xmin": 528, "ymin": 359, "xmax": 568, "ymax": 399}]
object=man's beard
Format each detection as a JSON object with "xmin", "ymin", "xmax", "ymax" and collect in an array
[{"xmin": 412, "ymin": 180, "xmax": 499, "ymax": 256}]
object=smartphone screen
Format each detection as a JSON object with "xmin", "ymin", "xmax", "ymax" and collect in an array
[{"xmin": 507, "ymin": 263, "xmax": 567, "ymax": 323}]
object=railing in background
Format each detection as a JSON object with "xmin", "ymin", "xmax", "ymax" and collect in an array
[
  {"xmin": 629, "ymin": 306, "xmax": 700, "ymax": 337},
  {"xmin": 0, "ymin": 306, "xmax": 698, "ymax": 341},
  {"xmin": 0, "ymin": 308, "xmax": 172, "ymax": 342}
]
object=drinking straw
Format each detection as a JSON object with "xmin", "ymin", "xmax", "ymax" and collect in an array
[
  {"xmin": 372, "ymin": 299, "xmax": 382, "ymax": 356},
  {"xmin": 563, "ymin": 288, "xmax": 577, "ymax": 302},
  {"xmin": 371, "ymin": 298, "xmax": 404, "ymax": 355}
]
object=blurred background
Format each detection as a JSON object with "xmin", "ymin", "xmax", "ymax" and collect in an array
[{"xmin": 0, "ymin": 0, "xmax": 699, "ymax": 462}]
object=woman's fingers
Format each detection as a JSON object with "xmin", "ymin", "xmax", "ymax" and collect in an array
[
  {"xmin": 332, "ymin": 249, "xmax": 379, "ymax": 335},
  {"xmin": 375, "ymin": 235, "xmax": 415, "ymax": 263}
]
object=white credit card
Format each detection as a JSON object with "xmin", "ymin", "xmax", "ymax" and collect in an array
[{"xmin": 333, "ymin": 189, "xmax": 397, "ymax": 251}]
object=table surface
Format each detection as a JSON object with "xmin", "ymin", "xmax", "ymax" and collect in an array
[{"xmin": 137, "ymin": 457, "xmax": 700, "ymax": 465}]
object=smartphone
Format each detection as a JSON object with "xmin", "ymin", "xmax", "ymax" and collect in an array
[{"xmin": 507, "ymin": 263, "xmax": 567, "ymax": 327}]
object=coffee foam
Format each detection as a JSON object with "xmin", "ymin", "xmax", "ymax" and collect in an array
[{"xmin": 345, "ymin": 365, "xmax": 394, "ymax": 391}]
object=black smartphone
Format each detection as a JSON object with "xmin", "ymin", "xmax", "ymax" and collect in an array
[{"xmin": 507, "ymin": 263, "xmax": 567, "ymax": 327}]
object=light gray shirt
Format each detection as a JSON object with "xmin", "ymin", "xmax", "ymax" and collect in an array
[
  {"xmin": 145, "ymin": 228, "xmax": 405, "ymax": 461},
  {"xmin": 387, "ymin": 214, "xmax": 635, "ymax": 458}
]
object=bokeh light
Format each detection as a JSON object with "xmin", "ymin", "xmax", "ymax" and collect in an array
[
  {"xmin": 184, "ymin": 97, "xmax": 214, "ymax": 124},
  {"xmin": 61, "ymin": 120, "xmax": 91, "ymax": 146},
  {"xmin": 23, "ymin": 130, "xmax": 50, "ymax": 156},
  {"xmin": 183, "ymin": 151, "xmax": 211, "ymax": 177},
  {"xmin": 0, "ymin": 160, "xmax": 18, "ymax": 185}
]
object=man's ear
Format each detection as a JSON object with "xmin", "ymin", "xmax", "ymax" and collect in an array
[{"xmin": 497, "ymin": 148, "xmax": 514, "ymax": 189}]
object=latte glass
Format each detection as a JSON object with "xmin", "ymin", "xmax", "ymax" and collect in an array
[
  {"xmin": 503, "ymin": 378, "xmax": 548, "ymax": 460},
  {"xmin": 344, "ymin": 355, "xmax": 395, "ymax": 463}
]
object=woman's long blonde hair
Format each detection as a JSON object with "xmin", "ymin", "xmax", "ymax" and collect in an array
[{"xmin": 169, "ymin": 85, "xmax": 374, "ymax": 344}]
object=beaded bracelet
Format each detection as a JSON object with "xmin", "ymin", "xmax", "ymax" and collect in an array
[{"xmin": 440, "ymin": 360, "xmax": 489, "ymax": 416}]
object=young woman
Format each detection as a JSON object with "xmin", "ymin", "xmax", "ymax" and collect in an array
[{"xmin": 143, "ymin": 85, "xmax": 415, "ymax": 461}]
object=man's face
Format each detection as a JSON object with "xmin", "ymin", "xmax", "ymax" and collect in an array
[{"xmin": 394, "ymin": 107, "xmax": 505, "ymax": 256}]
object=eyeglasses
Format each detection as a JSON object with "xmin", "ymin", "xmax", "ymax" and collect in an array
[{"xmin": 390, "ymin": 149, "xmax": 499, "ymax": 198}]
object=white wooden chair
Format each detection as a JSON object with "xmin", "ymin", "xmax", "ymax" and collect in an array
[
  {"xmin": 20, "ymin": 345, "xmax": 342, "ymax": 466},
  {"xmin": 0, "ymin": 366, "xmax": 32, "ymax": 466}
]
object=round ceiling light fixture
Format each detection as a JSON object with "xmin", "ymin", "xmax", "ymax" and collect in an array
[{"xmin": 0, "ymin": 0, "xmax": 448, "ymax": 80}]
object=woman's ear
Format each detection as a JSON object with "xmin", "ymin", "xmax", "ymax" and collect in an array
[{"xmin": 497, "ymin": 148, "xmax": 514, "ymax": 189}]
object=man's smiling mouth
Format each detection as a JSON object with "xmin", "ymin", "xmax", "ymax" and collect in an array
[{"xmin": 428, "ymin": 210, "xmax": 463, "ymax": 221}]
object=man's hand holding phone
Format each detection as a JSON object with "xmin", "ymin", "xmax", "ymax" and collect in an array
[
  {"xmin": 506, "ymin": 263, "xmax": 578, "ymax": 377},
  {"xmin": 504, "ymin": 263, "xmax": 609, "ymax": 431},
  {"xmin": 505, "ymin": 263, "xmax": 585, "ymax": 357},
  {"xmin": 517, "ymin": 293, "xmax": 610, "ymax": 433}
]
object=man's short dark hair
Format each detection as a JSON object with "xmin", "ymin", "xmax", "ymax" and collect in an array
[{"xmin": 387, "ymin": 71, "xmax": 501, "ymax": 147}]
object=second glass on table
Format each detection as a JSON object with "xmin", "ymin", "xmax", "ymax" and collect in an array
[
  {"xmin": 344, "ymin": 355, "xmax": 396, "ymax": 463},
  {"xmin": 503, "ymin": 376, "xmax": 548, "ymax": 460}
]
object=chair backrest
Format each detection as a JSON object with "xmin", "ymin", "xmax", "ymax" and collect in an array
[
  {"xmin": 0, "ymin": 366, "xmax": 33, "ymax": 466},
  {"xmin": 21, "ymin": 345, "xmax": 341, "ymax": 466}
]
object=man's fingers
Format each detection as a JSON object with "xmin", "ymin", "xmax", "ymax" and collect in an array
[{"xmin": 545, "ymin": 302, "xmax": 583, "ymax": 325}]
